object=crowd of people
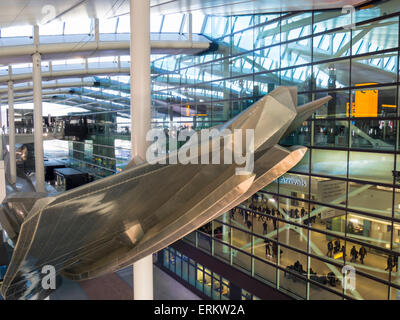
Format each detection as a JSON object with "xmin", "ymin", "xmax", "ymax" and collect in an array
[
  {"xmin": 229, "ymin": 194, "xmax": 318, "ymax": 232},
  {"xmin": 198, "ymin": 192, "xmax": 400, "ymax": 278},
  {"xmin": 227, "ymin": 194, "xmax": 317, "ymax": 262},
  {"xmin": 326, "ymin": 239, "xmax": 399, "ymax": 272}
]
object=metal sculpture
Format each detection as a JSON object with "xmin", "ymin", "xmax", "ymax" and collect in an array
[{"xmin": 0, "ymin": 87, "xmax": 331, "ymax": 299}]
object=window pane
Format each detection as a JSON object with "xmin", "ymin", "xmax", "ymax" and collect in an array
[
  {"xmin": 279, "ymin": 246, "xmax": 307, "ymax": 299},
  {"xmin": 117, "ymin": 16, "xmax": 130, "ymax": 33},
  {"xmin": 99, "ymin": 17, "xmax": 117, "ymax": 33},
  {"xmin": 309, "ymin": 257, "xmax": 343, "ymax": 296},
  {"xmin": 162, "ymin": 14, "xmax": 184, "ymax": 33},
  {"xmin": 349, "ymin": 151, "xmax": 394, "ymax": 184},
  {"xmin": 40, "ymin": 20, "xmax": 64, "ymax": 35},
  {"xmin": 64, "ymin": 19, "xmax": 91, "ymax": 34},
  {"xmin": 347, "ymin": 182, "xmax": 393, "ymax": 219},
  {"xmin": 151, "ymin": 15, "xmax": 163, "ymax": 33},
  {"xmin": 311, "ymin": 149, "xmax": 348, "ymax": 178},
  {"xmin": 314, "ymin": 119, "xmax": 349, "ymax": 148},
  {"xmin": 351, "ymin": 17, "xmax": 398, "ymax": 55},
  {"xmin": 1, "ymin": 25, "xmax": 32, "ymax": 37}
]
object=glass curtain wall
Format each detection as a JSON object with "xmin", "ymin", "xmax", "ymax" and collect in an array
[{"xmin": 157, "ymin": 1, "xmax": 400, "ymax": 300}]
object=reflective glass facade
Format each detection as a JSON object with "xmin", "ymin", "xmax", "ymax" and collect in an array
[{"xmin": 161, "ymin": 247, "xmax": 231, "ymax": 300}]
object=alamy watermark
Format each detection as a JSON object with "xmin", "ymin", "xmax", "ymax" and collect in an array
[
  {"xmin": 41, "ymin": 265, "xmax": 56, "ymax": 290},
  {"xmin": 40, "ymin": 5, "xmax": 57, "ymax": 25},
  {"xmin": 342, "ymin": 265, "xmax": 356, "ymax": 291},
  {"xmin": 146, "ymin": 128, "xmax": 254, "ymax": 176}
]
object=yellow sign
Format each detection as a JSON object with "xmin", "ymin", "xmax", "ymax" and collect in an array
[
  {"xmin": 185, "ymin": 105, "xmax": 208, "ymax": 117},
  {"xmin": 352, "ymin": 83, "xmax": 378, "ymax": 117}
]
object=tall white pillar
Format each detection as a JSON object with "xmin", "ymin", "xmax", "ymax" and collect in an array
[
  {"xmin": 130, "ymin": 0, "xmax": 151, "ymax": 162},
  {"xmin": 33, "ymin": 52, "xmax": 45, "ymax": 193},
  {"xmin": 0, "ymin": 98, "xmax": 3, "ymax": 129},
  {"xmin": 0, "ymin": 151, "xmax": 6, "ymax": 236},
  {"xmin": 7, "ymin": 81, "xmax": 16, "ymax": 185},
  {"xmin": 0, "ymin": 160, "xmax": 6, "ymax": 203},
  {"xmin": 130, "ymin": 0, "xmax": 153, "ymax": 300}
]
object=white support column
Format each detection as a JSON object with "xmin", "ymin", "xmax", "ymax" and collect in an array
[
  {"xmin": 0, "ymin": 144, "xmax": 5, "ymax": 232},
  {"xmin": 7, "ymin": 81, "xmax": 16, "ymax": 185},
  {"xmin": 33, "ymin": 52, "xmax": 45, "ymax": 193},
  {"xmin": 130, "ymin": 0, "xmax": 151, "ymax": 163},
  {"xmin": 94, "ymin": 18, "xmax": 100, "ymax": 43},
  {"xmin": 0, "ymin": 98, "xmax": 3, "ymax": 129},
  {"xmin": 130, "ymin": 0, "xmax": 153, "ymax": 300},
  {"xmin": 0, "ymin": 160, "xmax": 6, "ymax": 203},
  {"xmin": 188, "ymin": 13, "xmax": 193, "ymax": 42}
]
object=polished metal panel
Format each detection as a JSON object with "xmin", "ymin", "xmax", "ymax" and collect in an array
[{"xmin": 0, "ymin": 87, "xmax": 331, "ymax": 299}]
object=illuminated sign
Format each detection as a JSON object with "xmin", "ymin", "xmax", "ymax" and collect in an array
[
  {"xmin": 184, "ymin": 105, "xmax": 208, "ymax": 117},
  {"xmin": 278, "ymin": 176, "xmax": 307, "ymax": 187},
  {"xmin": 346, "ymin": 83, "xmax": 378, "ymax": 117}
]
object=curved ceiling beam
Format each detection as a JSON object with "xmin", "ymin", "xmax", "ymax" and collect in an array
[
  {"xmin": 0, "ymin": 67, "xmax": 130, "ymax": 84},
  {"xmin": 0, "ymin": 34, "xmax": 211, "ymax": 65},
  {"xmin": 0, "ymin": 81, "xmax": 95, "ymax": 95}
]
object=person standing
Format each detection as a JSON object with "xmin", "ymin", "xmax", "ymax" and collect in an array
[
  {"xmin": 350, "ymin": 246, "xmax": 358, "ymax": 262},
  {"xmin": 266, "ymin": 207, "xmax": 271, "ymax": 222},
  {"xmin": 263, "ymin": 221, "xmax": 268, "ymax": 235},
  {"xmin": 334, "ymin": 239, "xmax": 341, "ymax": 253},
  {"xmin": 272, "ymin": 241, "xmax": 277, "ymax": 258},
  {"xmin": 264, "ymin": 239, "xmax": 271, "ymax": 257},
  {"xmin": 294, "ymin": 208, "xmax": 299, "ymax": 219},
  {"xmin": 394, "ymin": 256, "xmax": 398, "ymax": 272},
  {"xmin": 246, "ymin": 219, "xmax": 252, "ymax": 230},
  {"xmin": 359, "ymin": 246, "xmax": 367, "ymax": 264},
  {"xmin": 327, "ymin": 241, "xmax": 334, "ymax": 258},
  {"xmin": 340, "ymin": 245, "xmax": 346, "ymax": 260},
  {"xmin": 386, "ymin": 255, "xmax": 393, "ymax": 272}
]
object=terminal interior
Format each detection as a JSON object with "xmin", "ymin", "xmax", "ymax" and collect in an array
[{"xmin": 0, "ymin": 0, "xmax": 400, "ymax": 300}]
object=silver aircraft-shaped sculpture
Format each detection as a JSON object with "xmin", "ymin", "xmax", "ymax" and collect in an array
[{"xmin": 0, "ymin": 87, "xmax": 331, "ymax": 300}]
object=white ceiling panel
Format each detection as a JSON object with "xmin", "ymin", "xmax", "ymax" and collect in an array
[{"xmin": 0, "ymin": 0, "xmax": 371, "ymax": 28}]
